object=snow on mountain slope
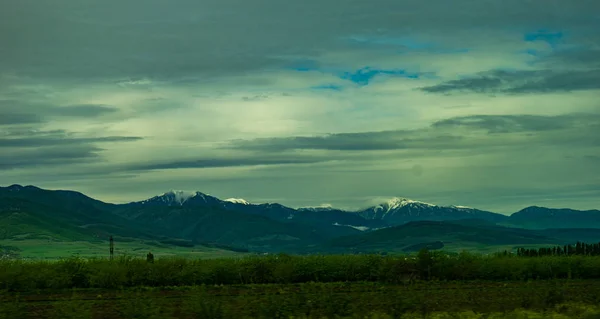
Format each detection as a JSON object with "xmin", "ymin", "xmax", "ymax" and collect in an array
[
  {"xmin": 376, "ymin": 197, "xmax": 435, "ymax": 212},
  {"xmin": 332, "ymin": 222, "xmax": 371, "ymax": 231},
  {"xmin": 357, "ymin": 197, "xmax": 506, "ymax": 225},
  {"xmin": 138, "ymin": 190, "xmax": 197, "ymax": 206},
  {"xmin": 224, "ymin": 198, "xmax": 251, "ymax": 205},
  {"xmin": 129, "ymin": 190, "xmax": 505, "ymax": 227},
  {"xmin": 298, "ymin": 204, "xmax": 335, "ymax": 212}
]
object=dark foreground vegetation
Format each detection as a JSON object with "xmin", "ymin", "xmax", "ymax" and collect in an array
[
  {"xmin": 3, "ymin": 250, "xmax": 600, "ymax": 318},
  {"xmin": 2, "ymin": 281, "xmax": 600, "ymax": 318},
  {"xmin": 3, "ymin": 250, "xmax": 600, "ymax": 290}
]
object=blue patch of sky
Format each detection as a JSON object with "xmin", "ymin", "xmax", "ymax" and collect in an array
[
  {"xmin": 286, "ymin": 58, "xmax": 433, "ymax": 87},
  {"xmin": 524, "ymin": 29, "xmax": 564, "ymax": 49},
  {"xmin": 524, "ymin": 49, "xmax": 540, "ymax": 56},
  {"xmin": 286, "ymin": 59, "xmax": 321, "ymax": 72},
  {"xmin": 339, "ymin": 67, "xmax": 423, "ymax": 86}
]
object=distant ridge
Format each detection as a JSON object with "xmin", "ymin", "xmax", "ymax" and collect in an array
[{"xmin": 2, "ymin": 184, "xmax": 600, "ymax": 254}]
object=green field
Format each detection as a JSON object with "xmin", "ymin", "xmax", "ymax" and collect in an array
[
  {"xmin": 3, "ymin": 252, "xmax": 600, "ymax": 318},
  {"xmin": 0, "ymin": 239, "xmax": 245, "ymax": 260}
]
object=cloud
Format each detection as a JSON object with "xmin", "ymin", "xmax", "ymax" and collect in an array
[
  {"xmin": 123, "ymin": 155, "xmax": 337, "ymax": 172},
  {"xmin": 1, "ymin": 0, "xmax": 599, "ymax": 212},
  {"xmin": 54, "ymin": 104, "xmax": 119, "ymax": 117},
  {"xmin": 343, "ymin": 35, "xmax": 470, "ymax": 55},
  {"xmin": 287, "ymin": 59, "xmax": 322, "ymax": 72},
  {"xmin": 310, "ymin": 84, "xmax": 344, "ymax": 91},
  {"xmin": 0, "ymin": 135, "xmax": 142, "ymax": 148},
  {"xmin": 290, "ymin": 64, "xmax": 429, "ymax": 86},
  {"xmin": 0, "ymin": 100, "xmax": 121, "ymax": 126},
  {"xmin": 344, "ymin": 35, "xmax": 435, "ymax": 50},
  {"xmin": 0, "ymin": 128, "xmax": 142, "ymax": 170},
  {"xmin": 2, "ymin": 0, "xmax": 597, "ymax": 83},
  {"xmin": 538, "ymin": 47, "xmax": 600, "ymax": 67},
  {"xmin": 242, "ymin": 95, "xmax": 270, "ymax": 102},
  {"xmin": 339, "ymin": 67, "xmax": 424, "ymax": 85},
  {"xmin": 224, "ymin": 113, "xmax": 600, "ymax": 153},
  {"xmin": 0, "ymin": 145, "xmax": 101, "ymax": 170},
  {"xmin": 225, "ymin": 131, "xmax": 461, "ymax": 152},
  {"xmin": 0, "ymin": 113, "xmax": 43, "ymax": 125},
  {"xmin": 419, "ymin": 69, "xmax": 600, "ymax": 94},
  {"xmin": 431, "ymin": 114, "xmax": 597, "ymax": 134},
  {"xmin": 524, "ymin": 29, "xmax": 564, "ymax": 48}
]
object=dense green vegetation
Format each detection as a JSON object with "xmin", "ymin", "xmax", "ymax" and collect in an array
[
  {"xmin": 2, "ymin": 252, "xmax": 600, "ymax": 318},
  {"xmin": 0, "ymin": 238, "xmax": 246, "ymax": 261},
  {"xmin": 515, "ymin": 241, "xmax": 600, "ymax": 257},
  {"xmin": 2, "ymin": 281, "xmax": 600, "ymax": 318},
  {"xmin": 4, "ymin": 251, "xmax": 600, "ymax": 291}
]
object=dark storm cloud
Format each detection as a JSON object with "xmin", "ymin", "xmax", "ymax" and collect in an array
[
  {"xmin": 124, "ymin": 156, "xmax": 335, "ymax": 171},
  {"xmin": 420, "ymin": 77, "xmax": 503, "ymax": 94},
  {"xmin": 0, "ymin": 100, "xmax": 121, "ymax": 126},
  {"xmin": 505, "ymin": 70, "xmax": 600, "ymax": 94},
  {"xmin": 523, "ymin": 29, "xmax": 564, "ymax": 48},
  {"xmin": 540, "ymin": 48, "xmax": 600, "ymax": 67},
  {"xmin": 420, "ymin": 69, "xmax": 600, "ymax": 94},
  {"xmin": 0, "ymin": 135, "xmax": 142, "ymax": 148},
  {"xmin": 431, "ymin": 114, "xmax": 597, "ymax": 134},
  {"xmin": 225, "ymin": 132, "xmax": 462, "ymax": 152},
  {"xmin": 53, "ymin": 104, "xmax": 119, "ymax": 117},
  {"xmin": 0, "ymin": 145, "xmax": 101, "ymax": 170},
  {"xmin": 1, "ymin": 0, "xmax": 599, "ymax": 82},
  {"xmin": 0, "ymin": 113, "xmax": 44, "ymax": 125},
  {"xmin": 224, "ymin": 113, "xmax": 600, "ymax": 152},
  {"xmin": 1, "ymin": 129, "xmax": 67, "ymax": 138},
  {"xmin": 0, "ymin": 128, "xmax": 142, "ymax": 170}
]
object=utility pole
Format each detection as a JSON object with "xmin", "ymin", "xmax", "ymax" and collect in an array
[{"xmin": 109, "ymin": 236, "xmax": 114, "ymax": 261}]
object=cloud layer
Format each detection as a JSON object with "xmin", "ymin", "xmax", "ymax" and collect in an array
[{"xmin": 1, "ymin": 0, "xmax": 599, "ymax": 213}]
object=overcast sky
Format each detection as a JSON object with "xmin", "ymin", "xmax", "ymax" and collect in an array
[{"xmin": 1, "ymin": 0, "xmax": 599, "ymax": 214}]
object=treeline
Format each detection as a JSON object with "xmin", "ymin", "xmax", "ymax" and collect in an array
[
  {"xmin": 3, "ymin": 252, "xmax": 600, "ymax": 291},
  {"xmin": 514, "ymin": 242, "xmax": 600, "ymax": 257}
]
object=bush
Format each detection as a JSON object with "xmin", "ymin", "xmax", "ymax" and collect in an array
[{"xmin": 3, "ymin": 253, "xmax": 600, "ymax": 290}]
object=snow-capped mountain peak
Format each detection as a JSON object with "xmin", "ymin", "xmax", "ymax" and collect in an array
[
  {"xmin": 224, "ymin": 198, "xmax": 251, "ymax": 205},
  {"xmin": 139, "ymin": 190, "xmax": 198, "ymax": 205},
  {"xmin": 450, "ymin": 205, "xmax": 473, "ymax": 210},
  {"xmin": 163, "ymin": 190, "xmax": 196, "ymax": 205},
  {"xmin": 298, "ymin": 204, "xmax": 335, "ymax": 212},
  {"xmin": 377, "ymin": 197, "xmax": 436, "ymax": 212}
]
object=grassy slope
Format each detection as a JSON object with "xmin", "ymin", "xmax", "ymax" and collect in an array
[
  {"xmin": 0, "ymin": 195, "xmax": 244, "ymax": 259},
  {"xmin": 0, "ymin": 239, "xmax": 246, "ymax": 260},
  {"xmin": 112, "ymin": 204, "xmax": 361, "ymax": 253},
  {"xmin": 322, "ymin": 220, "xmax": 562, "ymax": 253},
  {"xmin": 3, "ymin": 185, "xmax": 600, "ymax": 257}
]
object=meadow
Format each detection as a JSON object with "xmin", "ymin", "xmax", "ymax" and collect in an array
[
  {"xmin": 3, "ymin": 251, "xmax": 600, "ymax": 318},
  {"xmin": 0, "ymin": 239, "xmax": 245, "ymax": 260}
]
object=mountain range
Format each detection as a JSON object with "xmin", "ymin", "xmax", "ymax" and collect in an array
[{"xmin": 2, "ymin": 184, "xmax": 600, "ymax": 254}]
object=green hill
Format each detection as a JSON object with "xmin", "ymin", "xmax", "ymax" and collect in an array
[
  {"xmin": 112, "ymin": 204, "xmax": 360, "ymax": 253},
  {"xmin": 2, "ymin": 184, "xmax": 600, "ymax": 257},
  {"xmin": 322, "ymin": 221, "xmax": 560, "ymax": 253}
]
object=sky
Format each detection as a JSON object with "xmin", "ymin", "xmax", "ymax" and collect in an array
[{"xmin": 1, "ymin": 0, "xmax": 599, "ymax": 214}]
